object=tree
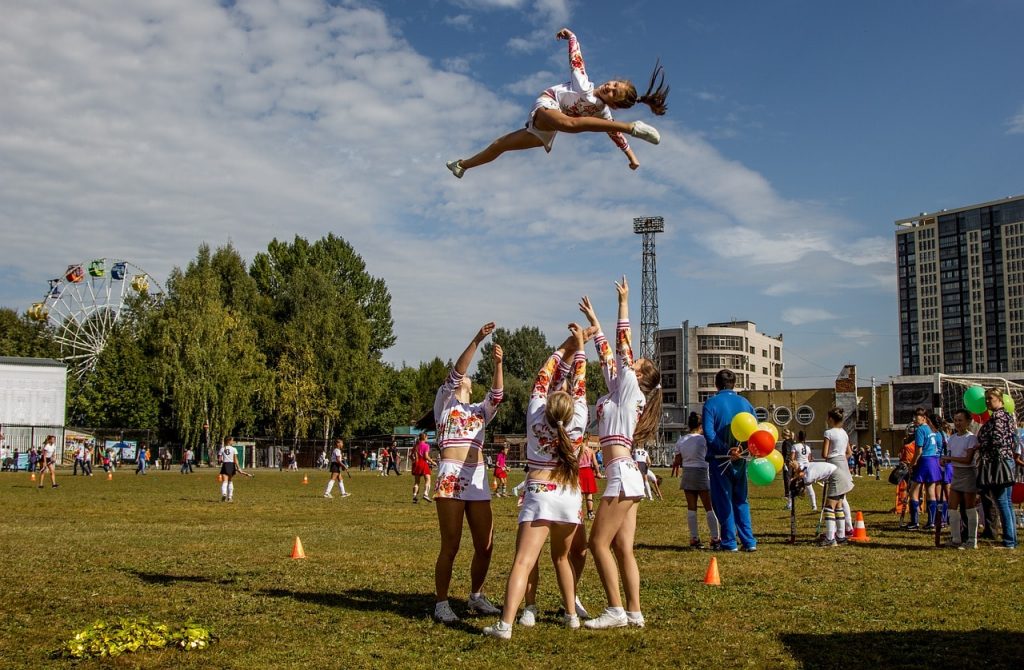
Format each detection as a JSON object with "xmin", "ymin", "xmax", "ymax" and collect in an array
[
  {"xmin": 0, "ymin": 308, "xmax": 60, "ymax": 358},
  {"xmin": 474, "ymin": 326, "xmax": 550, "ymax": 385}
]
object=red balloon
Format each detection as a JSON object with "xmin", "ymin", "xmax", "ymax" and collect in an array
[
  {"xmin": 972, "ymin": 411, "xmax": 990, "ymax": 425},
  {"xmin": 747, "ymin": 430, "xmax": 776, "ymax": 457}
]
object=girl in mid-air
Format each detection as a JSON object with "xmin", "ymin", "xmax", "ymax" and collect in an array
[{"xmin": 446, "ymin": 28, "xmax": 668, "ymax": 179}]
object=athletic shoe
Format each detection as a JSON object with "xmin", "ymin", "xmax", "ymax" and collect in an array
[
  {"xmin": 993, "ymin": 545, "xmax": 1017, "ymax": 550},
  {"xmin": 629, "ymin": 121, "xmax": 660, "ymax": 145},
  {"xmin": 564, "ymin": 614, "xmax": 581, "ymax": 629},
  {"xmin": 962, "ymin": 541, "xmax": 978, "ymax": 549},
  {"xmin": 690, "ymin": 539, "xmax": 704, "ymax": 550},
  {"xmin": 423, "ymin": 495, "xmax": 432, "ymax": 503},
  {"xmin": 626, "ymin": 613, "xmax": 645, "ymax": 628},
  {"xmin": 227, "ymin": 497, "xmax": 233, "ymax": 502},
  {"xmin": 905, "ymin": 523, "xmax": 920, "ymax": 531},
  {"xmin": 412, "ymin": 497, "xmax": 418, "ymax": 504},
  {"xmin": 574, "ymin": 597, "xmax": 590, "ymax": 620},
  {"xmin": 948, "ymin": 541, "xmax": 962, "ymax": 549},
  {"xmin": 340, "ymin": 492, "xmax": 351, "ymax": 498},
  {"xmin": 518, "ymin": 605, "xmax": 537, "ymax": 627},
  {"xmin": 835, "ymin": 537, "xmax": 848, "ymax": 546},
  {"xmin": 922, "ymin": 524, "xmax": 935, "ymax": 532},
  {"xmin": 323, "ymin": 492, "xmax": 333, "ymax": 499},
  {"xmin": 710, "ymin": 539, "xmax": 723, "ymax": 551},
  {"xmin": 810, "ymin": 506, "xmax": 818, "ymax": 511},
  {"xmin": 818, "ymin": 538, "xmax": 837, "ymax": 548},
  {"xmin": 221, "ymin": 495, "xmax": 226, "ymax": 502},
  {"xmin": 446, "ymin": 160, "xmax": 465, "ymax": 179},
  {"xmin": 433, "ymin": 601, "xmax": 459, "ymax": 623},
  {"xmin": 741, "ymin": 545, "xmax": 757, "ymax": 552},
  {"xmin": 583, "ymin": 609, "xmax": 627, "ymax": 630},
  {"xmin": 467, "ymin": 593, "xmax": 501, "ymax": 615},
  {"xmin": 52, "ymin": 484, "xmax": 59, "ymax": 488},
  {"xmin": 586, "ymin": 512, "xmax": 595, "ymax": 521},
  {"xmin": 482, "ymin": 621, "xmax": 512, "ymax": 639}
]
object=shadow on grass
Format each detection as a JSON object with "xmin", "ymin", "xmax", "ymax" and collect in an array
[
  {"xmin": 258, "ymin": 588, "xmax": 479, "ymax": 631},
  {"xmin": 779, "ymin": 629, "xmax": 1024, "ymax": 669},
  {"xmin": 635, "ymin": 543, "xmax": 692, "ymax": 553},
  {"xmin": 129, "ymin": 570, "xmax": 238, "ymax": 585}
]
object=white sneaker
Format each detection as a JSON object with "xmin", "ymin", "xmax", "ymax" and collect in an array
[
  {"xmin": 323, "ymin": 492, "xmax": 333, "ymax": 499},
  {"xmin": 433, "ymin": 601, "xmax": 459, "ymax": 623},
  {"xmin": 583, "ymin": 608, "xmax": 627, "ymax": 630},
  {"xmin": 518, "ymin": 605, "xmax": 537, "ymax": 627},
  {"xmin": 467, "ymin": 593, "xmax": 501, "ymax": 615},
  {"xmin": 574, "ymin": 597, "xmax": 590, "ymax": 620},
  {"xmin": 626, "ymin": 612, "xmax": 645, "ymax": 628},
  {"xmin": 423, "ymin": 495, "xmax": 432, "ymax": 502},
  {"xmin": 482, "ymin": 620, "xmax": 511, "ymax": 640},
  {"xmin": 564, "ymin": 614, "xmax": 580, "ymax": 629},
  {"xmin": 340, "ymin": 492, "xmax": 351, "ymax": 498},
  {"xmin": 630, "ymin": 121, "xmax": 660, "ymax": 145},
  {"xmin": 446, "ymin": 160, "xmax": 465, "ymax": 179}
]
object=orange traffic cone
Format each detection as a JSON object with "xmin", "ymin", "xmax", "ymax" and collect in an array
[
  {"xmin": 217, "ymin": 474, "xmax": 223, "ymax": 483},
  {"xmin": 107, "ymin": 471, "xmax": 113, "ymax": 481},
  {"xmin": 704, "ymin": 556, "xmax": 721, "ymax": 586},
  {"xmin": 30, "ymin": 472, "xmax": 36, "ymax": 482},
  {"xmin": 302, "ymin": 475, "xmax": 308, "ymax": 485},
  {"xmin": 849, "ymin": 511, "xmax": 871, "ymax": 542},
  {"xmin": 290, "ymin": 536, "xmax": 306, "ymax": 560}
]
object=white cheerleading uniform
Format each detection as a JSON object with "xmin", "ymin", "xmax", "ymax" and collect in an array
[
  {"xmin": 594, "ymin": 320, "xmax": 647, "ymax": 499},
  {"xmin": 432, "ymin": 368, "xmax": 503, "ymax": 501},
  {"xmin": 519, "ymin": 350, "xmax": 588, "ymax": 525}
]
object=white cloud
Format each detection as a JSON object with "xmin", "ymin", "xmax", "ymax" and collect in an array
[
  {"xmin": 1008, "ymin": 105, "xmax": 1024, "ymax": 134},
  {"xmin": 443, "ymin": 14, "xmax": 474, "ymax": 29},
  {"xmin": 504, "ymin": 70, "xmax": 557, "ymax": 95},
  {"xmin": 781, "ymin": 308, "xmax": 839, "ymax": 326},
  {"xmin": 442, "ymin": 56, "xmax": 473, "ymax": 74}
]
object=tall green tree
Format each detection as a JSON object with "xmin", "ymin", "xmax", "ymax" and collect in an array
[{"xmin": 0, "ymin": 308, "xmax": 60, "ymax": 358}]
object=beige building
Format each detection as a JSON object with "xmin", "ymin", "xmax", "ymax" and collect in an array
[{"xmin": 656, "ymin": 321, "xmax": 783, "ymax": 442}]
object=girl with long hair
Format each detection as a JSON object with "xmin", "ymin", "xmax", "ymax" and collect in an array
[
  {"xmin": 579, "ymin": 277, "xmax": 662, "ymax": 630},
  {"xmin": 578, "ymin": 440, "xmax": 599, "ymax": 520},
  {"xmin": 494, "ymin": 445, "xmax": 509, "ymax": 498},
  {"xmin": 446, "ymin": 28, "xmax": 668, "ymax": 179},
  {"xmin": 820, "ymin": 408, "xmax": 855, "ymax": 547},
  {"xmin": 676, "ymin": 412, "xmax": 720, "ymax": 549},
  {"xmin": 484, "ymin": 323, "xmax": 592, "ymax": 638},
  {"xmin": 412, "ymin": 432, "xmax": 436, "ymax": 504},
  {"xmin": 432, "ymin": 323, "xmax": 505, "ymax": 623}
]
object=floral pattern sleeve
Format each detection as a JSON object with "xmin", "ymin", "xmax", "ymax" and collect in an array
[
  {"xmin": 616, "ymin": 319, "xmax": 635, "ymax": 370},
  {"xmin": 594, "ymin": 330, "xmax": 618, "ymax": 394},
  {"xmin": 566, "ymin": 31, "xmax": 592, "ymax": 95},
  {"xmin": 549, "ymin": 353, "xmax": 571, "ymax": 395},
  {"xmin": 433, "ymin": 368, "xmax": 461, "ymax": 423},
  {"xmin": 600, "ymin": 105, "xmax": 631, "ymax": 153},
  {"xmin": 531, "ymin": 353, "xmax": 562, "ymax": 400}
]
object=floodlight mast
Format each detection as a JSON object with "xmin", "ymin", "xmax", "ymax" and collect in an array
[{"xmin": 633, "ymin": 217, "xmax": 663, "ymax": 361}]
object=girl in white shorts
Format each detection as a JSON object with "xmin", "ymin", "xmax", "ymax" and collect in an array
[
  {"xmin": 432, "ymin": 324, "xmax": 505, "ymax": 624},
  {"xmin": 485, "ymin": 323, "xmax": 592, "ymax": 639},
  {"xmin": 580, "ymin": 278, "xmax": 663, "ymax": 630},
  {"xmin": 445, "ymin": 28, "xmax": 667, "ymax": 179}
]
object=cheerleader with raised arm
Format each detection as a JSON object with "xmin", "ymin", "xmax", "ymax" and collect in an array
[
  {"xmin": 580, "ymin": 278, "xmax": 662, "ymax": 629},
  {"xmin": 432, "ymin": 324, "xmax": 505, "ymax": 623},
  {"xmin": 446, "ymin": 28, "xmax": 667, "ymax": 179},
  {"xmin": 484, "ymin": 323, "xmax": 593, "ymax": 639}
]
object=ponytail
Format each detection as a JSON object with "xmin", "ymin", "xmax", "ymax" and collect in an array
[
  {"xmin": 633, "ymin": 386, "xmax": 663, "ymax": 445},
  {"xmin": 638, "ymin": 59, "xmax": 669, "ymax": 116},
  {"xmin": 546, "ymin": 392, "xmax": 580, "ymax": 489}
]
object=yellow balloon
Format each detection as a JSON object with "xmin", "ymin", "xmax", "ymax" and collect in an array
[
  {"xmin": 766, "ymin": 449, "xmax": 784, "ymax": 474},
  {"xmin": 757, "ymin": 422, "xmax": 780, "ymax": 443},
  {"xmin": 731, "ymin": 412, "xmax": 758, "ymax": 442}
]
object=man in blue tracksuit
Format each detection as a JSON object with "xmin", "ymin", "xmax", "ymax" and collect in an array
[{"xmin": 702, "ymin": 369, "xmax": 758, "ymax": 552}]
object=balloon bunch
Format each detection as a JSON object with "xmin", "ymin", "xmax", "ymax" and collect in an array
[
  {"xmin": 962, "ymin": 385, "xmax": 1016, "ymax": 425},
  {"xmin": 727, "ymin": 412, "xmax": 783, "ymax": 486}
]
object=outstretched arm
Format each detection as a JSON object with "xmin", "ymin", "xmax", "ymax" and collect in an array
[
  {"xmin": 614, "ymin": 276, "xmax": 635, "ymax": 370},
  {"xmin": 556, "ymin": 28, "xmax": 591, "ymax": 95},
  {"xmin": 454, "ymin": 322, "xmax": 495, "ymax": 378},
  {"xmin": 581, "ymin": 296, "xmax": 617, "ymax": 392}
]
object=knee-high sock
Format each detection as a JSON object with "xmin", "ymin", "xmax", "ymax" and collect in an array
[
  {"xmin": 221, "ymin": 480, "xmax": 228, "ymax": 497},
  {"xmin": 706, "ymin": 510, "xmax": 721, "ymax": 539},
  {"xmin": 910, "ymin": 499, "xmax": 920, "ymax": 525},
  {"xmin": 927, "ymin": 500, "xmax": 938, "ymax": 525},
  {"xmin": 824, "ymin": 508, "xmax": 836, "ymax": 541},
  {"xmin": 687, "ymin": 511, "xmax": 698, "ymax": 540},
  {"xmin": 835, "ymin": 509, "xmax": 846, "ymax": 539},
  {"xmin": 942, "ymin": 501, "xmax": 949, "ymax": 523},
  {"xmin": 337, "ymin": 479, "xmax": 346, "ymax": 495},
  {"xmin": 228, "ymin": 481, "xmax": 234, "ymax": 498},
  {"xmin": 807, "ymin": 485, "xmax": 817, "ymax": 509},
  {"xmin": 325, "ymin": 480, "xmax": 335, "ymax": 494},
  {"xmin": 842, "ymin": 498, "xmax": 853, "ymax": 532},
  {"xmin": 966, "ymin": 507, "xmax": 979, "ymax": 543},
  {"xmin": 949, "ymin": 509, "xmax": 962, "ymax": 543}
]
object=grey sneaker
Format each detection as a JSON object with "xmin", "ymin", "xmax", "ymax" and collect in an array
[
  {"xmin": 467, "ymin": 593, "xmax": 501, "ymax": 615},
  {"xmin": 323, "ymin": 492, "xmax": 333, "ymax": 499},
  {"xmin": 626, "ymin": 612, "xmax": 645, "ymax": 628},
  {"xmin": 583, "ymin": 608, "xmax": 627, "ymax": 630},
  {"xmin": 446, "ymin": 160, "xmax": 465, "ymax": 179},
  {"xmin": 518, "ymin": 605, "xmax": 537, "ymax": 627},
  {"xmin": 482, "ymin": 620, "xmax": 512, "ymax": 639},
  {"xmin": 630, "ymin": 121, "xmax": 660, "ymax": 145},
  {"xmin": 433, "ymin": 601, "xmax": 459, "ymax": 623},
  {"xmin": 564, "ymin": 613, "xmax": 581, "ymax": 629}
]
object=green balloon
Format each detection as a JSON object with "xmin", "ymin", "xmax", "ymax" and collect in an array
[
  {"xmin": 963, "ymin": 385, "xmax": 987, "ymax": 415},
  {"xmin": 746, "ymin": 457, "xmax": 776, "ymax": 486}
]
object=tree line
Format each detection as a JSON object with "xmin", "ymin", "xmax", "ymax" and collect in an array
[{"xmin": 0, "ymin": 234, "xmax": 605, "ymax": 447}]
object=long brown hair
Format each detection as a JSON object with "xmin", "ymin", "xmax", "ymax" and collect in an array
[
  {"xmin": 620, "ymin": 60, "xmax": 669, "ymax": 116},
  {"xmin": 546, "ymin": 392, "xmax": 580, "ymax": 489},
  {"xmin": 632, "ymin": 359, "xmax": 663, "ymax": 444}
]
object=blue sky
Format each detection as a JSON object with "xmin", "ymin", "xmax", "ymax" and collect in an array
[{"xmin": 1, "ymin": 0, "xmax": 1022, "ymax": 386}]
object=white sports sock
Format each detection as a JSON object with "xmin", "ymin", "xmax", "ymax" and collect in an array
[
  {"xmin": 706, "ymin": 510, "xmax": 721, "ymax": 539},
  {"xmin": 607, "ymin": 606, "xmax": 625, "ymax": 616},
  {"xmin": 966, "ymin": 507, "xmax": 979, "ymax": 543},
  {"xmin": 221, "ymin": 481, "xmax": 228, "ymax": 497},
  {"xmin": 807, "ymin": 485, "xmax": 817, "ymax": 508},
  {"xmin": 337, "ymin": 480, "xmax": 346, "ymax": 495},
  {"xmin": 326, "ymin": 480, "xmax": 335, "ymax": 494},
  {"xmin": 949, "ymin": 509, "xmax": 962, "ymax": 543},
  {"xmin": 687, "ymin": 511, "xmax": 698, "ymax": 540},
  {"xmin": 842, "ymin": 498, "xmax": 853, "ymax": 532},
  {"xmin": 824, "ymin": 509, "xmax": 836, "ymax": 540},
  {"xmin": 228, "ymin": 482, "xmax": 234, "ymax": 498},
  {"xmin": 835, "ymin": 510, "xmax": 846, "ymax": 539}
]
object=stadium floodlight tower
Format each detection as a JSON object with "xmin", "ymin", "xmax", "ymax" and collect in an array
[{"xmin": 633, "ymin": 216, "xmax": 664, "ymax": 362}]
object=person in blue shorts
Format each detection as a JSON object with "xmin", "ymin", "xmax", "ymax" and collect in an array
[
  {"xmin": 702, "ymin": 369, "xmax": 757, "ymax": 552},
  {"xmin": 907, "ymin": 408, "xmax": 942, "ymax": 530}
]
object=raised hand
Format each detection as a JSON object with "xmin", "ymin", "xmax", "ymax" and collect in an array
[
  {"xmin": 475, "ymin": 322, "xmax": 496, "ymax": 343},
  {"xmin": 579, "ymin": 296, "xmax": 599, "ymax": 326},
  {"xmin": 556, "ymin": 28, "xmax": 572, "ymax": 40},
  {"xmin": 568, "ymin": 322, "xmax": 584, "ymax": 347},
  {"xmin": 615, "ymin": 276, "xmax": 629, "ymax": 301},
  {"xmin": 583, "ymin": 325, "xmax": 599, "ymax": 342},
  {"xmin": 492, "ymin": 344, "xmax": 504, "ymax": 365}
]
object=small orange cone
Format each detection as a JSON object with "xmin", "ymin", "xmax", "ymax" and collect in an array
[
  {"xmin": 217, "ymin": 474, "xmax": 223, "ymax": 482},
  {"xmin": 849, "ymin": 511, "xmax": 871, "ymax": 542},
  {"xmin": 107, "ymin": 471, "xmax": 113, "ymax": 481},
  {"xmin": 290, "ymin": 536, "xmax": 306, "ymax": 560},
  {"xmin": 704, "ymin": 556, "xmax": 721, "ymax": 586},
  {"xmin": 30, "ymin": 472, "xmax": 36, "ymax": 482},
  {"xmin": 302, "ymin": 475, "xmax": 308, "ymax": 485}
]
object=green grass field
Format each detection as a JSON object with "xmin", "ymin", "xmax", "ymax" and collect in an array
[{"xmin": 3, "ymin": 467, "xmax": 1023, "ymax": 669}]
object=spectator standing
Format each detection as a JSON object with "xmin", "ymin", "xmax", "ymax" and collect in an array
[
  {"xmin": 37, "ymin": 435, "xmax": 58, "ymax": 489},
  {"xmin": 181, "ymin": 447, "xmax": 194, "ymax": 474},
  {"xmin": 975, "ymin": 388, "xmax": 1018, "ymax": 549},
  {"xmin": 136, "ymin": 443, "xmax": 148, "ymax": 475},
  {"xmin": 780, "ymin": 429, "xmax": 794, "ymax": 502},
  {"xmin": 387, "ymin": 441, "xmax": 402, "ymax": 476}
]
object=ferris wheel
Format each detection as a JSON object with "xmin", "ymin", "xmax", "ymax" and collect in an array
[{"xmin": 26, "ymin": 258, "xmax": 164, "ymax": 379}]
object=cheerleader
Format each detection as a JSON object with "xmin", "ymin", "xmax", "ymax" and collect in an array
[
  {"xmin": 324, "ymin": 438, "xmax": 350, "ymax": 499},
  {"xmin": 580, "ymin": 278, "xmax": 662, "ymax": 630},
  {"xmin": 820, "ymin": 409, "xmax": 855, "ymax": 547},
  {"xmin": 578, "ymin": 441, "xmax": 599, "ymax": 520},
  {"xmin": 432, "ymin": 324, "xmax": 504, "ymax": 624},
  {"xmin": 412, "ymin": 433, "xmax": 436, "ymax": 503},
  {"xmin": 676, "ymin": 413, "xmax": 720, "ymax": 549},
  {"xmin": 446, "ymin": 28, "xmax": 667, "ymax": 179},
  {"xmin": 790, "ymin": 432, "xmax": 817, "ymax": 511},
  {"xmin": 219, "ymin": 437, "xmax": 239, "ymax": 502},
  {"xmin": 484, "ymin": 324, "xmax": 591, "ymax": 639},
  {"xmin": 494, "ymin": 445, "xmax": 509, "ymax": 498}
]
